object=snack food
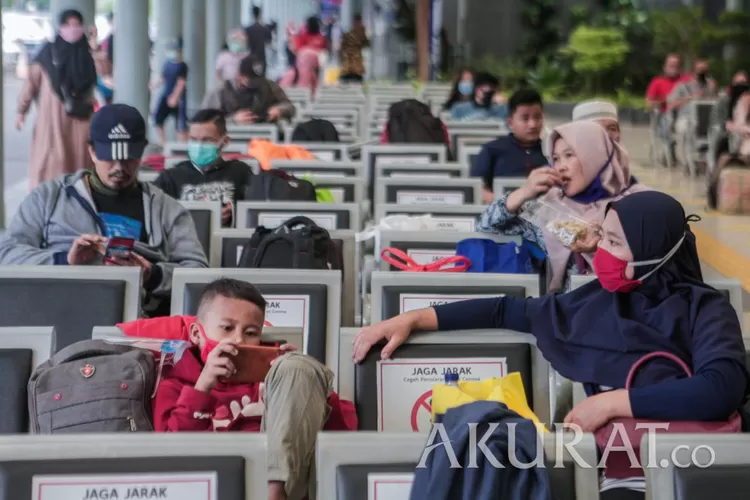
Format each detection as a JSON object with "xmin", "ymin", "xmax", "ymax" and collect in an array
[{"xmin": 546, "ymin": 219, "xmax": 589, "ymax": 246}]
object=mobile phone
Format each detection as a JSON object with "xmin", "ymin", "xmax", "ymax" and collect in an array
[
  {"xmin": 104, "ymin": 237, "xmax": 135, "ymax": 262},
  {"xmin": 227, "ymin": 345, "xmax": 282, "ymax": 384}
]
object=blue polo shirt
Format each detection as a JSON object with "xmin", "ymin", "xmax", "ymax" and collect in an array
[{"xmin": 470, "ymin": 134, "xmax": 548, "ymax": 189}]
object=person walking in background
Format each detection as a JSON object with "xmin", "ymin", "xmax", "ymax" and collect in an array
[
  {"xmin": 279, "ymin": 47, "xmax": 320, "ymax": 93},
  {"xmin": 16, "ymin": 9, "xmax": 97, "ymax": 189},
  {"xmin": 151, "ymin": 40, "xmax": 189, "ymax": 145},
  {"xmin": 339, "ymin": 14, "xmax": 368, "ymax": 83},
  {"xmin": 215, "ymin": 29, "xmax": 249, "ymax": 84},
  {"xmin": 245, "ymin": 6, "xmax": 272, "ymax": 68}
]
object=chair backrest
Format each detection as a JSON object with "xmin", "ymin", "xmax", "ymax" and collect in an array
[
  {"xmin": 377, "ymin": 230, "xmax": 521, "ymax": 271},
  {"xmin": 225, "ymin": 124, "xmax": 280, "ymax": 143},
  {"xmin": 458, "ymin": 144, "xmax": 483, "ymax": 171},
  {"xmin": 0, "ymin": 327, "xmax": 54, "ymax": 434},
  {"xmin": 376, "ymin": 177, "xmax": 482, "ymax": 206},
  {"xmin": 691, "ymin": 100, "xmax": 718, "ymax": 140},
  {"xmin": 307, "ymin": 176, "xmax": 366, "ymax": 203},
  {"xmin": 211, "ymin": 228, "xmax": 359, "ymax": 327},
  {"xmin": 179, "ymin": 201, "xmax": 222, "ymax": 258},
  {"xmin": 643, "ymin": 434, "xmax": 750, "ymax": 500},
  {"xmin": 270, "ymin": 160, "xmax": 365, "ymax": 178},
  {"xmin": 170, "ymin": 268, "xmax": 342, "ymax": 386},
  {"xmin": 235, "ymin": 201, "xmax": 362, "ymax": 231},
  {"xmin": 492, "ymin": 177, "xmax": 527, "ymax": 197},
  {"xmin": 371, "ymin": 271, "xmax": 541, "ymax": 323},
  {"xmin": 317, "ymin": 431, "xmax": 599, "ymax": 500},
  {"xmin": 374, "ymin": 204, "xmax": 486, "ymax": 232},
  {"xmin": 285, "ymin": 143, "xmax": 350, "ymax": 162},
  {"xmin": 0, "ymin": 433, "xmax": 267, "ymax": 499},
  {"xmin": 375, "ymin": 163, "xmax": 468, "ymax": 180},
  {"xmin": 137, "ymin": 170, "xmax": 159, "ymax": 183},
  {"xmin": 362, "ymin": 145, "xmax": 448, "ymax": 203},
  {"xmin": 0, "ymin": 267, "xmax": 140, "ymax": 351},
  {"xmin": 161, "ymin": 155, "xmax": 258, "ymax": 171},
  {"xmin": 569, "ymin": 276, "xmax": 744, "ymax": 320},
  {"xmin": 341, "ymin": 327, "xmax": 550, "ymax": 431}
]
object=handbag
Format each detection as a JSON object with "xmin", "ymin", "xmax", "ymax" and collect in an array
[
  {"xmin": 594, "ymin": 351, "xmax": 742, "ymax": 479},
  {"xmin": 380, "ymin": 247, "xmax": 470, "ymax": 272}
]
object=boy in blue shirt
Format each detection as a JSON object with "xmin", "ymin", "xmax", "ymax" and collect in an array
[{"xmin": 470, "ymin": 88, "xmax": 547, "ymax": 203}]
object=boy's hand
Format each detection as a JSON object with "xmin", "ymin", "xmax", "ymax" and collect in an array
[{"xmin": 195, "ymin": 342, "xmax": 238, "ymax": 393}]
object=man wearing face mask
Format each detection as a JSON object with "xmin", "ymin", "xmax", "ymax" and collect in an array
[
  {"xmin": 155, "ymin": 109, "xmax": 254, "ymax": 227},
  {"xmin": 0, "ymin": 104, "xmax": 208, "ymax": 317},
  {"xmin": 202, "ymin": 55, "xmax": 295, "ymax": 125},
  {"xmin": 449, "ymin": 72, "xmax": 508, "ymax": 121},
  {"xmin": 668, "ymin": 59, "xmax": 717, "ymax": 165}
]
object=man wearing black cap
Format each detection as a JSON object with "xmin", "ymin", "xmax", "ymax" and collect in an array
[
  {"xmin": 202, "ymin": 54, "xmax": 294, "ymax": 125},
  {"xmin": 0, "ymin": 104, "xmax": 208, "ymax": 316}
]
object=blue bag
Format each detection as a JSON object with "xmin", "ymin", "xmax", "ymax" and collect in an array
[{"xmin": 455, "ymin": 238, "xmax": 540, "ymax": 274}]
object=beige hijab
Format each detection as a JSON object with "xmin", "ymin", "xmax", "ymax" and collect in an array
[{"xmin": 542, "ymin": 121, "xmax": 650, "ymax": 291}]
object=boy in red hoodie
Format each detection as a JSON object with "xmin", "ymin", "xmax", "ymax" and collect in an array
[{"xmin": 152, "ymin": 278, "xmax": 336, "ymax": 500}]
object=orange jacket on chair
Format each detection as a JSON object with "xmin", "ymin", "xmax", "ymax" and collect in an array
[{"xmin": 247, "ymin": 139, "xmax": 317, "ymax": 171}]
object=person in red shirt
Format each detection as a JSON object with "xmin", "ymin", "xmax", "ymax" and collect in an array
[
  {"xmin": 646, "ymin": 53, "xmax": 685, "ymax": 112},
  {"xmin": 293, "ymin": 16, "xmax": 328, "ymax": 53},
  {"xmin": 145, "ymin": 278, "xmax": 356, "ymax": 500}
]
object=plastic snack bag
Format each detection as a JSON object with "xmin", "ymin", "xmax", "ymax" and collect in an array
[{"xmin": 519, "ymin": 198, "xmax": 593, "ymax": 247}]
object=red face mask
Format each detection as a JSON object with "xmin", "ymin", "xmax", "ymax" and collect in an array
[
  {"xmin": 196, "ymin": 324, "xmax": 220, "ymax": 363},
  {"xmin": 593, "ymin": 234, "xmax": 686, "ymax": 293},
  {"xmin": 592, "ymin": 248, "xmax": 641, "ymax": 293}
]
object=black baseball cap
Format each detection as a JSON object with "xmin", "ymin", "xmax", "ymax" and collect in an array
[{"xmin": 90, "ymin": 104, "xmax": 148, "ymax": 161}]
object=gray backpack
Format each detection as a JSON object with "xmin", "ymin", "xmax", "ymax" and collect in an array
[{"xmin": 28, "ymin": 339, "xmax": 156, "ymax": 434}]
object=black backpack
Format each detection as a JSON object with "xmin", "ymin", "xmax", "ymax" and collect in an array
[
  {"xmin": 237, "ymin": 216, "xmax": 342, "ymax": 271},
  {"xmin": 245, "ymin": 170, "xmax": 317, "ymax": 201},
  {"xmin": 386, "ymin": 99, "xmax": 448, "ymax": 146},
  {"xmin": 292, "ymin": 119, "xmax": 341, "ymax": 143}
]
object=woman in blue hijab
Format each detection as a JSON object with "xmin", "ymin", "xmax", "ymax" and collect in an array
[{"xmin": 353, "ymin": 191, "xmax": 748, "ymax": 499}]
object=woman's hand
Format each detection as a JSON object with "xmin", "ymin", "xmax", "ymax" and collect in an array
[
  {"xmin": 564, "ymin": 389, "xmax": 632, "ymax": 433},
  {"xmin": 505, "ymin": 167, "xmax": 562, "ymax": 213},
  {"xmin": 352, "ymin": 314, "xmax": 415, "ymax": 363},
  {"xmin": 569, "ymin": 228, "xmax": 601, "ymax": 254}
]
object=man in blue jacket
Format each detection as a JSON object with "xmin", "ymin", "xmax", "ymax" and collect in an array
[{"xmin": 470, "ymin": 88, "xmax": 548, "ymax": 203}]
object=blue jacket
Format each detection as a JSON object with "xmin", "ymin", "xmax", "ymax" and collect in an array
[
  {"xmin": 470, "ymin": 135, "xmax": 548, "ymax": 189},
  {"xmin": 410, "ymin": 401, "xmax": 553, "ymax": 500}
]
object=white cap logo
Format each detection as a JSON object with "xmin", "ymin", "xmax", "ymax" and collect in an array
[{"xmin": 107, "ymin": 124, "xmax": 131, "ymax": 160}]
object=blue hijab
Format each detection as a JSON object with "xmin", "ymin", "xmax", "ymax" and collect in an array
[{"xmin": 526, "ymin": 191, "xmax": 748, "ymax": 389}]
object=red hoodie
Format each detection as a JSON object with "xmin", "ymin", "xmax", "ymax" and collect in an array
[{"xmin": 118, "ymin": 316, "xmax": 358, "ymax": 432}]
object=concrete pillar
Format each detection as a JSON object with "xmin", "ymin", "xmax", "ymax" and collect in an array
[
  {"xmin": 0, "ymin": 6, "xmax": 4, "ymax": 228},
  {"xmin": 184, "ymin": 0, "xmax": 207, "ymax": 114},
  {"xmin": 50, "ymin": 0, "xmax": 96, "ymax": 29},
  {"xmin": 154, "ymin": 0, "xmax": 183, "ymax": 84},
  {"xmin": 113, "ymin": 0, "xmax": 150, "ymax": 119},
  {"xmin": 341, "ymin": 0, "xmax": 354, "ymax": 31},
  {"xmin": 206, "ymin": 0, "xmax": 226, "ymax": 89},
  {"xmin": 241, "ymin": 0, "xmax": 252, "ymax": 26},
  {"xmin": 226, "ymin": 0, "xmax": 243, "ymax": 31},
  {"xmin": 416, "ymin": 0, "xmax": 429, "ymax": 82}
]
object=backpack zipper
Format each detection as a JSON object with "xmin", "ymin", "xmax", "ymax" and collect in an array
[{"xmin": 128, "ymin": 416, "xmax": 137, "ymax": 431}]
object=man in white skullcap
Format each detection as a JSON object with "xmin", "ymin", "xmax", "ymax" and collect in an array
[{"xmin": 572, "ymin": 100, "xmax": 620, "ymax": 142}]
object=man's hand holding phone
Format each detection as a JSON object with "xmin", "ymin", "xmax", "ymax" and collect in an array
[{"xmin": 195, "ymin": 341, "xmax": 239, "ymax": 393}]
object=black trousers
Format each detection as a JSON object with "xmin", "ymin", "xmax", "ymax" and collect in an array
[{"xmin": 600, "ymin": 489, "xmax": 645, "ymax": 500}]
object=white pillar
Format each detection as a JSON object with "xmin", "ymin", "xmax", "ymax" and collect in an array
[
  {"xmin": 340, "ymin": 0, "xmax": 354, "ymax": 31},
  {"xmin": 241, "ymin": 0, "xmax": 252, "ymax": 26},
  {"xmin": 206, "ymin": 0, "xmax": 226, "ymax": 89},
  {"xmin": 0, "ymin": 6, "xmax": 4, "ymax": 228},
  {"xmin": 113, "ymin": 0, "xmax": 150, "ymax": 119},
  {"xmin": 49, "ymin": 0, "xmax": 96, "ymax": 29},
  {"xmin": 226, "ymin": 0, "xmax": 243, "ymax": 31},
  {"xmin": 154, "ymin": 0, "xmax": 183, "ymax": 84},
  {"xmin": 184, "ymin": 0, "xmax": 207, "ymax": 114}
]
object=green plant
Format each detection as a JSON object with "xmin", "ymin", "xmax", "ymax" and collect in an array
[
  {"xmin": 472, "ymin": 55, "xmax": 527, "ymax": 91},
  {"xmin": 561, "ymin": 26, "xmax": 630, "ymax": 93},
  {"xmin": 651, "ymin": 8, "xmax": 713, "ymax": 68},
  {"xmin": 518, "ymin": 0, "xmax": 562, "ymax": 69},
  {"xmin": 527, "ymin": 58, "xmax": 566, "ymax": 99}
]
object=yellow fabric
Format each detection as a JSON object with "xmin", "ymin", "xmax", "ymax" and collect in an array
[
  {"xmin": 431, "ymin": 372, "xmax": 547, "ymax": 432},
  {"xmin": 324, "ymin": 67, "xmax": 341, "ymax": 86}
]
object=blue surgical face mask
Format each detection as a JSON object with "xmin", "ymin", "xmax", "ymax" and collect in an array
[
  {"xmin": 188, "ymin": 142, "xmax": 221, "ymax": 168},
  {"xmin": 458, "ymin": 81, "xmax": 474, "ymax": 96}
]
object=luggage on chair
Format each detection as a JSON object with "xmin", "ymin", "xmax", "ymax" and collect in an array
[
  {"xmin": 292, "ymin": 119, "xmax": 340, "ymax": 143},
  {"xmin": 245, "ymin": 169, "xmax": 318, "ymax": 201},
  {"xmin": 28, "ymin": 339, "xmax": 156, "ymax": 434},
  {"xmin": 238, "ymin": 216, "xmax": 342, "ymax": 271}
]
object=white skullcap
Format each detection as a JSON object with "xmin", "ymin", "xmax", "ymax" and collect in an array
[{"xmin": 572, "ymin": 100, "xmax": 618, "ymax": 122}]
